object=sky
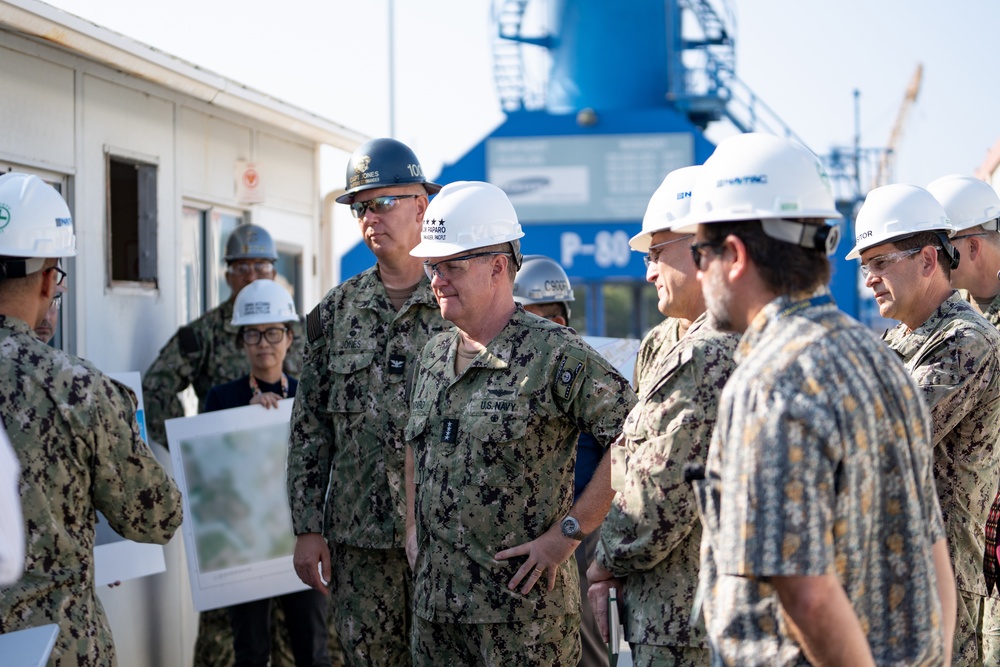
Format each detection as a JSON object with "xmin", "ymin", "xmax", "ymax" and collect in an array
[{"xmin": 37, "ymin": 0, "xmax": 1000, "ymax": 199}]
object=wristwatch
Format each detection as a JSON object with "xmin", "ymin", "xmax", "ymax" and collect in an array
[{"xmin": 560, "ymin": 515, "xmax": 587, "ymax": 541}]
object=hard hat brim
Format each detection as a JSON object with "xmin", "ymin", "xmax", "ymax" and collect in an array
[{"xmin": 335, "ymin": 180, "xmax": 443, "ymax": 205}]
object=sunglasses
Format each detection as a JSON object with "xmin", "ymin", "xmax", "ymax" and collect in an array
[
  {"xmin": 349, "ymin": 195, "xmax": 419, "ymax": 219},
  {"xmin": 689, "ymin": 240, "xmax": 726, "ymax": 271}
]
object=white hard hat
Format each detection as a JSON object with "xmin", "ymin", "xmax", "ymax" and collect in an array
[
  {"xmin": 0, "ymin": 173, "xmax": 77, "ymax": 263},
  {"xmin": 847, "ymin": 184, "xmax": 955, "ymax": 260},
  {"xmin": 514, "ymin": 255, "xmax": 575, "ymax": 306},
  {"xmin": 409, "ymin": 181, "xmax": 524, "ymax": 258},
  {"xmin": 231, "ymin": 279, "xmax": 298, "ymax": 326},
  {"xmin": 687, "ymin": 133, "xmax": 842, "ymax": 255},
  {"xmin": 629, "ymin": 165, "xmax": 701, "ymax": 252},
  {"xmin": 926, "ymin": 174, "xmax": 1000, "ymax": 233}
]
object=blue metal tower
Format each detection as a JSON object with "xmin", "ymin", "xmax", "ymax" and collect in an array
[{"xmin": 341, "ymin": 0, "xmax": 857, "ymax": 335}]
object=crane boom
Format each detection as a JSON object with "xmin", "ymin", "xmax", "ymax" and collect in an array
[{"xmin": 873, "ymin": 63, "xmax": 923, "ymax": 189}]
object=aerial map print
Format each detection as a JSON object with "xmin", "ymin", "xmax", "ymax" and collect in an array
[{"xmin": 180, "ymin": 421, "xmax": 295, "ymax": 572}]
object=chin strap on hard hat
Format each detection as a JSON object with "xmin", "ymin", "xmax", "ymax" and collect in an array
[
  {"xmin": 760, "ymin": 219, "xmax": 841, "ymax": 256},
  {"xmin": 933, "ymin": 231, "xmax": 961, "ymax": 270}
]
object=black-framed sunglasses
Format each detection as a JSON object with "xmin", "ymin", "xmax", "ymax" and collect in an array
[
  {"xmin": 423, "ymin": 252, "xmax": 512, "ymax": 281},
  {"xmin": 349, "ymin": 194, "xmax": 419, "ymax": 219},
  {"xmin": 240, "ymin": 327, "xmax": 290, "ymax": 345},
  {"xmin": 689, "ymin": 240, "xmax": 725, "ymax": 271}
]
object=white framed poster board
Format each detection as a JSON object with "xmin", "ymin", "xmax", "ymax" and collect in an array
[
  {"xmin": 93, "ymin": 371, "xmax": 166, "ymax": 587},
  {"xmin": 166, "ymin": 399, "xmax": 307, "ymax": 612}
]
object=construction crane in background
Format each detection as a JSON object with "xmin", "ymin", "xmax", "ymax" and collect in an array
[{"xmin": 872, "ymin": 63, "xmax": 923, "ymax": 189}]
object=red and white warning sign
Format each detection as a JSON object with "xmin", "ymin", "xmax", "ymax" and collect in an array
[{"xmin": 235, "ymin": 161, "xmax": 265, "ymax": 204}]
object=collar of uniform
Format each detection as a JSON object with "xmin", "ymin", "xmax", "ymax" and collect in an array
[
  {"xmin": 737, "ymin": 286, "xmax": 833, "ymax": 362},
  {"xmin": 980, "ymin": 291, "xmax": 1000, "ymax": 324},
  {"xmin": 0, "ymin": 313, "xmax": 35, "ymax": 336},
  {"xmin": 219, "ymin": 299, "xmax": 240, "ymax": 334},
  {"xmin": 450, "ymin": 307, "xmax": 527, "ymax": 371},
  {"xmin": 355, "ymin": 266, "xmax": 439, "ymax": 311},
  {"xmin": 889, "ymin": 289, "xmax": 964, "ymax": 358}
]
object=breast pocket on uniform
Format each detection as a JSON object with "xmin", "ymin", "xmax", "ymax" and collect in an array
[
  {"xmin": 467, "ymin": 412, "xmax": 528, "ymax": 488},
  {"xmin": 327, "ymin": 351, "xmax": 375, "ymax": 420}
]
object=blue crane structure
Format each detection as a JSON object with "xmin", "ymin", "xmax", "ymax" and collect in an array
[{"xmin": 344, "ymin": 0, "xmax": 860, "ymax": 335}]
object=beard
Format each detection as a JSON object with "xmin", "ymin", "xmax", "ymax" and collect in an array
[{"xmin": 702, "ymin": 263, "xmax": 736, "ymax": 332}]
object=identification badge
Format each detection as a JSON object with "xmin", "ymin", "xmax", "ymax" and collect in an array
[{"xmin": 441, "ymin": 418, "xmax": 459, "ymax": 444}]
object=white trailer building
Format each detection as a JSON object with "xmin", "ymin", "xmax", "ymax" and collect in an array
[{"xmin": 0, "ymin": 0, "xmax": 365, "ymax": 663}]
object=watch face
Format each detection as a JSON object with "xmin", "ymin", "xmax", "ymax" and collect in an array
[{"xmin": 562, "ymin": 516, "xmax": 580, "ymax": 536}]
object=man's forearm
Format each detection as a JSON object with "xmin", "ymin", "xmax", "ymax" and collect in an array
[
  {"xmin": 932, "ymin": 538, "xmax": 955, "ymax": 664},
  {"xmin": 772, "ymin": 573, "xmax": 875, "ymax": 666},
  {"xmin": 570, "ymin": 441, "xmax": 618, "ymax": 535}
]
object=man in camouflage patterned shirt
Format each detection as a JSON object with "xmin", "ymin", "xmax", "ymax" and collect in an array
[
  {"xmin": 929, "ymin": 174, "xmax": 1000, "ymax": 663},
  {"xmin": 852, "ymin": 183, "xmax": 1000, "ymax": 665},
  {"xmin": 691, "ymin": 134, "xmax": 954, "ymax": 665},
  {"xmin": 403, "ymin": 181, "xmax": 636, "ymax": 666},
  {"xmin": 587, "ymin": 166, "xmax": 739, "ymax": 667},
  {"xmin": 288, "ymin": 138, "xmax": 449, "ymax": 667},
  {"xmin": 0, "ymin": 173, "xmax": 183, "ymax": 666}
]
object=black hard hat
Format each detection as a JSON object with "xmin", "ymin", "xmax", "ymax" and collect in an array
[{"xmin": 335, "ymin": 138, "xmax": 442, "ymax": 204}]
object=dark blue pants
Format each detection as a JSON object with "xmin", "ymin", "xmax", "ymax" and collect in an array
[{"xmin": 229, "ymin": 589, "xmax": 331, "ymax": 667}]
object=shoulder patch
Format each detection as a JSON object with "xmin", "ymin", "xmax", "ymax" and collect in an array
[
  {"xmin": 177, "ymin": 325, "xmax": 200, "ymax": 355},
  {"xmin": 556, "ymin": 348, "xmax": 588, "ymax": 401},
  {"xmin": 306, "ymin": 305, "xmax": 324, "ymax": 344}
]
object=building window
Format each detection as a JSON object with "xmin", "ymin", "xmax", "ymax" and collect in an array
[{"xmin": 107, "ymin": 156, "xmax": 157, "ymax": 284}]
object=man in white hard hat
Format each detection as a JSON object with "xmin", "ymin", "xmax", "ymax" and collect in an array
[
  {"xmin": 928, "ymin": 174, "xmax": 1000, "ymax": 664},
  {"xmin": 851, "ymin": 182, "xmax": 1000, "ymax": 665},
  {"xmin": 404, "ymin": 181, "xmax": 636, "ymax": 666},
  {"xmin": 586, "ymin": 166, "xmax": 739, "ymax": 667},
  {"xmin": 288, "ymin": 138, "xmax": 450, "ymax": 666},
  {"xmin": 690, "ymin": 134, "xmax": 954, "ymax": 665},
  {"xmin": 0, "ymin": 172, "xmax": 183, "ymax": 664}
]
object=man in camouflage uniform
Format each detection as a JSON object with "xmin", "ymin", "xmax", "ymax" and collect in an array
[
  {"xmin": 403, "ymin": 181, "xmax": 636, "ymax": 666},
  {"xmin": 587, "ymin": 166, "xmax": 739, "ymax": 667},
  {"xmin": 142, "ymin": 225, "xmax": 309, "ymax": 664},
  {"xmin": 143, "ymin": 223, "xmax": 303, "ymax": 446},
  {"xmin": 929, "ymin": 174, "xmax": 1000, "ymax": 663},
  {"xmin": 0, "ymin": 173, "xmax": 183, "ymax": 666},
  {"xmin": 852, "ymin": 182, "xmax": 1000, "ymax": 665},
  {"xmin": 288, "ymin": 138, "xmax": 449, "ymax": 667},
  {"xmin": 691, "ymin": 134, "xmax": 955, "ymax": 664}
]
